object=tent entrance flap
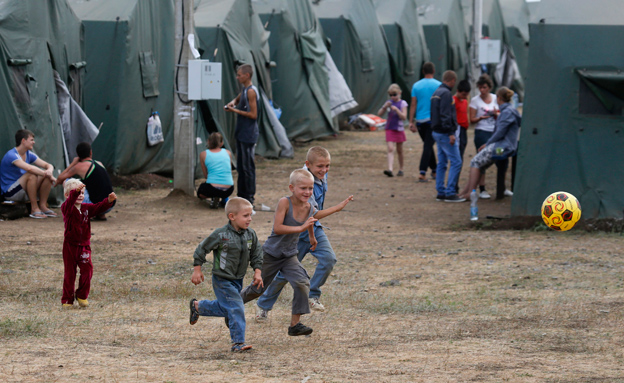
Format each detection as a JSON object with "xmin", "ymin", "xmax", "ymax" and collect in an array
[{"xmin": 577, "ymin": 69, "xmax": 624, "ymax": 115}]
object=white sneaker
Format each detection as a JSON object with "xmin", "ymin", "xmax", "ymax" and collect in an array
[
  {"xmin": 479, "ymin": 190, "xmax": 491, "ymax": 199},
  {"xmin": 309, "ymin": 297, "xmax": 325, "ymax": 312},
  {"xmin": 255, "ymin": 303, "xmax": 268, "ymax": 322},
  {"xmin": 504, "ymin": 189, "xmax": 514, "ymax": 197}
]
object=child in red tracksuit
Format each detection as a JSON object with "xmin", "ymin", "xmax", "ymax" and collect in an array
[{"xmin": 61, "ymin": 179, "xmax": 116, "ymax": 308}]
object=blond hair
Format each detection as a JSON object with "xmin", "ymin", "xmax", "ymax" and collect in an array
[
  {"xmin": 63, "ymin": 178, "xmax": 83, "ymax": 196},
  {"xmin": 306, "ymin": 146, "xmax": 330, "ymax": 164},
  {"xmin": 496, "ymin": 87, "xmax": 515, "ymax": 103},
  {"xmin": 290, "ymin": 169, "xmax": 314, "ymax": 186},
  {"xmin": 387, "ymin": 84, "xmax": 401, "ymax": 94},
  {"xmin": 225, "ymin": 197, "xmax": 253, "ymax": 217}
]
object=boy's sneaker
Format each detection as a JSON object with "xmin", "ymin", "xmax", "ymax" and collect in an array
[
  {"xmin": 231, "ymin": 343, "xmax": 253, "ymax": 352},
  {"xmin": 444, "ymin": 195, "xmax": 466, "ymax": 203},
  {"xmin": 435, "ymin": 194, "xmax": 446, "ymax": 202},
  {"xmin": 77, "ymin": 298, "xmax": 89, "ymax": 308},
  {"xmin": 62, "ymin": 303, "xmax": 73, "ymax": 309},
  {"xmin": 189, "ymin": 299, "xmax": 200, "ymax": 325},
  {"xmin": 255, "ymin": 303, "xmax": 269, "ymax": 322},
  {"xmin": 309, "ymin": 297, "xmax": 325, "ymax": 312},
  {"xmin": 479, "ymin": 190, "xmax": 491, "ymax": 199},
  {"xmin": 288, "ymin": 322, "xmax": 313, "ymax": 336}
]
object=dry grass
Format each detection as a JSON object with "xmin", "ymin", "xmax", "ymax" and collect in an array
[{"xmin": 1, "ymin": 131, "xmax": 623, "ymax": 382}]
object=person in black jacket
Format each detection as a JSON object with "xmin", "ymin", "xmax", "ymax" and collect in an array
[{"xmin": 430, "ymin": 71, "xmax": 465, "ymax": 202}]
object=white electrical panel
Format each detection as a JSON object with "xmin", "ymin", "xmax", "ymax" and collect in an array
[
  {"xmin": 478, "ymin": 39, "xmax": 501, "ymax": 64},
  {"xmin": 188, "ymin": 60, "xmax": 222, "ymax": 100}
]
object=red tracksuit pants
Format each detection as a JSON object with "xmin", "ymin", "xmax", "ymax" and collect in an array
[{"xmin": 62, "ymin": 242, "xmax": 93, "ymax": 304}]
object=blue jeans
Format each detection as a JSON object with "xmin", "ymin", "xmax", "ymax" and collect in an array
[
  {"xmin": 197, "ymin": 275, "xmax": 246, "ymax": 344},
  {"xmin": 432, "ymin": 131, "xmax": 462, "ymax": 196},
  {"xmin": 257, "ymin": 226, "xmax": 336, "ymax": 310}
]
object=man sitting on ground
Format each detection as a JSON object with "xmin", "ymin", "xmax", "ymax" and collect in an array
[
  {"xmin": 0, "ymin": 129, "xmax": 57, "ymax": 218},
  {"xmin": 55, "ymin": 142, "xmax": 115, "ymax": 220}
]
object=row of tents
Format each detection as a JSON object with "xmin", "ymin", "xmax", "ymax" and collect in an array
[{"xmin": 0, "ymin": 0, "xmax": 622, "ymax": 218}]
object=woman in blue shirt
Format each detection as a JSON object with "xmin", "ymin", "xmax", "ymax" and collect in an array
[{"xmin": 197, "ymin": 133, "xmax": 234, "ymax": 209}]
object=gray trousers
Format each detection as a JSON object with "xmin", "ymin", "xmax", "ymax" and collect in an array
[{"xmin": 240, "ymin": 251, "xmax": 311, "ymax": 315}]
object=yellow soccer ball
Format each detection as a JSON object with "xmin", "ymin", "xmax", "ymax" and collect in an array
[{"xmin": 541, "ymin": 191, "xmax": 582, "ymax": 231}]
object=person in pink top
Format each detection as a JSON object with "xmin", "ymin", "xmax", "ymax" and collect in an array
[
  {"xmin": 377, "ymin": 84, "xmax": 408, "ymax": 177},
  {"xmin": 60, "ymin": 179, "xmax": 116, "ymax": 309}
]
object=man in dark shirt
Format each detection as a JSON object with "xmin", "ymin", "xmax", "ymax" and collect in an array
[
  {"xmin": 431, "ymin": 71, "xmax": 465, "ymax": 203},
  {"xmin": 225, "ymin": 64, "xmax": 259, "ymax": 206}
]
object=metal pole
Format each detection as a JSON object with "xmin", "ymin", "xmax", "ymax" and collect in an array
[
  {"xmin": 471, "ymin": 0, "xmax": 483, "ymax": 95},
  {"xmin": 173, "ymin": 0, "xmax": 195, "ymax": 195}
]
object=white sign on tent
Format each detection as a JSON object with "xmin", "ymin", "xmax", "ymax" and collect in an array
[{"xmin": 479, "ymin": 39, "xmax": 501, "ymax": 64}]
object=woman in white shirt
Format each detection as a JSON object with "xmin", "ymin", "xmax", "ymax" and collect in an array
[{"xmin": 469, "ymin": 74, "xmax": 499, "ymax": 199}]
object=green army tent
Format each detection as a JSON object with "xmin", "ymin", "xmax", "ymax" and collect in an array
[
  {"xmin": 311, "ymin": 0, "xmax": 392, "ymax": 115},
  {"xmin": 417, "ymin": 0, "xmax": 469, "ymax": 82},
  {"xmin": 0, "ymin": 0, "xmax": 88, "ymax": 203},
  {"xmin": 193, "ymin": 0, "xmax": 292, "ymax": 158},
  {"xmin": 373, "ymin": 0, "xmax": 430, "ymax": 100},
  {"xmin": 252, "ymin": 0, "xmax": 338, "ymax": 141},
  {"xmin": 511, "ymin": 0, "xmax": 624, "ymax": 219},
  {"xmin": 68, "ymin": 0, "xmax": 195, "ymax": 176},
  {"xmin": 498, "ymin": 0, "xmax": 530, "ymax": 96},
  {"xmin": 460, "ymin": 0, "xmax": 524, "ymax": 96}
]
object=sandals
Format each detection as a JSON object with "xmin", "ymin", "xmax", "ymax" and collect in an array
[
  {"xmin": 29, "ymin": 211, "xmax": 47, "ymax": 219},
  {"xmin": 42, "ymin": 209, "xmax": 58, "ymax": 218},
  {"xmin": 189, "ymin": 299, "xmax": 200, "ymax": 325},
  {"xmin": 418, "ymin": 174, "xmax": 429, "ymax": 183},
  {"xmin": 231, "ymin": 343, "xmax": 252, "ymax": 352}
]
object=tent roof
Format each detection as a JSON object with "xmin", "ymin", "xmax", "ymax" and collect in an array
[
  {"xmin": 66, "ymin": 0, "xmax": 138, "ymax": 20},
  {"xmin": 312, "ymin": 0, "xmax": 364, "ymax": 19},
  {"xmin": 374, "ymin": 0, "xmax": 413, "ymax": 24},
  {"xmin": 417, "ymin": 0, "xmax": 457, "ymax": 25},
  {"xmin": 499, "ymin": 0, "xmax": 530, "ymax": 41},
  {"xmin": 194, "ymin": 0, "xmax": 238, "ymax": 27},
  {"xmin": 533, "ymin": 0, "xmax": 624, "ymax": 25}
]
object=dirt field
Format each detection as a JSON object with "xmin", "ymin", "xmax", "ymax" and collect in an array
[{"xmin": 1, "ymin": 130, "xmax": 623, "ymax": 382}]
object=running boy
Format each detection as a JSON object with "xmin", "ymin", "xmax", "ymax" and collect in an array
[
  {"xmin": 240, "ymin": 169, "xmax": 353, "ymax": 336},
  {"xmin": 255, "ymin": 147, "xmax": 338, "ymax": 319},
  {"xmin": 189, "ymin": 197, "xmax": 263, "ymax": 353},
  {"xmin": 61, "ymin": 179, "xmax": 116, "ymax": 308}
]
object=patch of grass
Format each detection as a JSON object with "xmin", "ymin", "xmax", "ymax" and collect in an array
[{"xmin": 0, "ymin": 318, "xmax": 46, "ymax": 338}]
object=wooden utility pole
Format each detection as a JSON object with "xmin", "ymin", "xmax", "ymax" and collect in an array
[
  {"xmin": 173, "ymin": 0, "xmax": 195, "ymax": 195},
  {"xmin": 471, "ymin": 0, "xmax": 483, "ymax": 96}
]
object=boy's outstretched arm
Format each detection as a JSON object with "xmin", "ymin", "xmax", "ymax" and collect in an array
[
  {"xmin": 272, "ymin": 197, "xmax": 317, "ymax": 235},
  {"xmin": 190, "ymin": 234, "xmax": 220, "ymax": 285},
  {"xmin": 313, "ymin": 195, "xmax": 354, "ymax": 220}
]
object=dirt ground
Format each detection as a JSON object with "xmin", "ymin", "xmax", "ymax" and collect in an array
[{"xmin": 1, "ymin": 130, "xmax": 623, "ymax": 382}]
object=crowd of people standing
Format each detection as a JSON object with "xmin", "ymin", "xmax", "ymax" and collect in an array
[{"xmin": 377, "ymin": 62, "xmax": 521, "ymax": 205}]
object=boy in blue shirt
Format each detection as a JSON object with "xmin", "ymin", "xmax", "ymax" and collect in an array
[
  {"xmin": 189, "ymin": 197, "xmax": 263, "ymax": 352},
  {"xmin": 255, "ymin": 147, "xmax": 342, "ymax": 320}
]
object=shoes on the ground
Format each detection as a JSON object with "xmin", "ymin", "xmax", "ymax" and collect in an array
[
  {"xmin": 396, "ymin": 170, "xmax": 404, "ymax": 177},
  {"xmin": 479, "ymin": 190, "xmax": 491, "ymax": 199},
  {"xmin": 504, "ymin": 189, "xmax": 514, "ymax": 197},
  {"xmin": 418, "ymin": 174, "xmax": 429, "ymax": 183},
  {"xmin": 436, "ymin": 194, "xmax": 446, "ymax": 202},
  {"xmin": 77, "ymin": 298, "xmax": 89, "ymax": 308},
  {"xmin": 444, "ymin": 195, "xmax": 466, "ymax": 203},
  {"xmin": 383, "ymin": 170, "xmax": 393, "ymax": 177},
  {"xmin": 189, "ymin": 299, "xmax": 199, "ymax": 325},
  {"xmin": 288, "ymin": 322, "xmax": 313, "ymax": 336},
  {"xmin": 255, "ymin": 303, "xmax": 268, "ymax": 322},
  {"xmin": 309, "ymin": 297, "xmax": 325, "ymax": 312},
  {"xmin": 231, "ymin": 343, "xmax": 253, "ymax": 352},
  {"xmin": 209, "ymin": 198, "xmax": 220, "ymax": 209},
  {"xmin": 29, "ymin": 211, "xmax": 47, "ymax": 219},
  {"xmin": 431, "ymin": 172, "xmax": 437, "ymax": 180},
  {"xmin": 42, "ymin": 209, "xmax": 58, "ymax": 218},
  {"xmin": 62, "ymin": 303, "xmax": 73, "ymax": 309}
]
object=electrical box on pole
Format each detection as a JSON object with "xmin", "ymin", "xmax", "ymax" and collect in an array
[{"xmin": 188, "ymin": 60, "xmax": 222, "ymax": 100}]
